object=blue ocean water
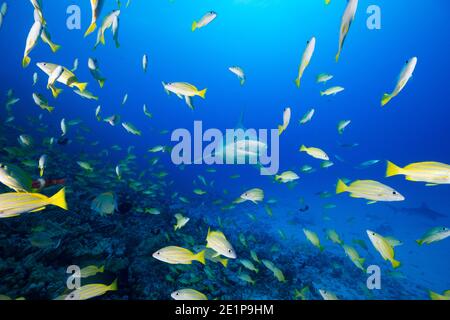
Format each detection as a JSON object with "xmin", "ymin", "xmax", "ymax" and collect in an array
[{"xmin": 0, "ymin": 0, "xmax": 449, "ymax": 300}]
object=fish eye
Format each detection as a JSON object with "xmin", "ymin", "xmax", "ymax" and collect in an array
[
  {"xmin": 228, "ymin": 249, "xmax": 232, "ymax": 253},
  {"xmin": 392, "ymin": 191, "xmax": 397, "ymax": 195},
  {"xmin": 157, "ymin": 252, "xmax": 160, "ymax": 255}
]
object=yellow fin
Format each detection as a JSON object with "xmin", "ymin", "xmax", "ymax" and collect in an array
[
  {"xmin": 22, "ymin": 56, "xmax": 31, "ymax": 68},
  {"xmin": 336, "ymin": 179, "xmax": 348, "ymax": 194},
  {"xmin": 295, "ymin": 78, "xmax": 300, "ymax": 88},
  {"xmin": 49, "ymin": 188, "xmax": 68, "ymax": 210},
  {"xmin": 108, "ymin": 278, "xmax": 118, "ymax": 291},
  {"xmin": 386, "ymin": 161, "xmax": 402, "ymax": 177},
  {"xmin": 381, "ymin": 93, "xmax": 392, "ymax": 106},
  {"xmin": 198, "ymin": 88, "xmax": 207, "ymax": 99},
  {"xmin": 73, "ymin": 82, "xmax": 88, "ymax": 92},
  {"xmin": 84, "ymin": 22, "xmax": 97, "ymax": 37},
  {"xmin": 191, "ymin": 21, "xmax": 197, "ymax": 32},
  {"xmin": 391, "ymin": 259, "xmax": 401, "ymax": 269},
  {"xmin": 194, "ymin": 250, "xmax": 206, "ymax": 265}
]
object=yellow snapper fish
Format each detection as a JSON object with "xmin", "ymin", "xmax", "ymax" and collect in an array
[
  {"xmin": 32, "ymin": 93, "xmax": 54, "ymax": 112},
  {"xmin": 275, "ymin": 171, "xmax": 299, "ymax": 183},
  {"xmin": 326, "ymin": 229, "xmax": 343, "ymax": 245},
  {"xmin": 91, "ymin": 192, "xmax": 117, "ymax": 216},
  {"xmin": 152, "ymin": 246, "xmax": 205, "ymax": 265},
  {"xmin": 381, "ymin": 57, "xmax": 417, "ymax": 106},
  {"xmin": 0, "ymin": 188, "xmax": 67, "ymax": 218},
  {"xmin": 142, "ymin": 54, "xmax": 148, "ymax": 72},
  {"xmin": 239, "ymin": 259, "xmax": 259, "ymax": 273},
  {"xmin": 65, "ymin": 279, "xmax": 117, "ymax": 300},
  {"xmin": 88, "ymin": 58, "xmax": 107, "ymax": 88},
  {"xmin": 238, "ymin": 272, "xmax": 255, "ymax": 285},
  {"xmin": 23, "ymin": 20, "xmax": 43, "ymax": 68},
  {"xmin": 367, "ymin": 230, "xmax": 400, "ymax": 268},
  {"xmin": 416, "ymin": 227, "xmax": 450, "ymax": 245},
  {"xmin": 295, "ymin": 37, "xmax": 316, "ymax": 88},
  {"xmin": 278, "ymin": 107, "xmax": 291, "ymax": 136},
  {"xmin": 320, "ymin": 86, "xmax": 345, "ymax": 96},
  {"xmin": 300, "ymin": 145, "xmax": 329, "ymax": 161},
  {"xmin": 386, "ymin": 161, "xmax": 450, "ymax": 186},
  {"xmin": 85, "ymin": 0, "xmax": 105, "ymax": 37},
  {"xmin": 272, "ymin": 267, "xmax": 286, "ymax": 283},
  {"xmin": 162, "ymin": 82, "xmax": 207, "ymax": 99},
  {"xmin": 319, "ymin": 289, "xmax": 339, "ymax": 300},
  {"xmin": 240, "ymin": 188, "xmax": 264, "ymax": 204},
  {"xmin": 192, "ymin": 11, "xmax": 217, "ymax": 32},
  {"xmin": 229, "ymin": 66, "xmax": 245, "ymax": 85},
  {"xmin": 317, "ymin": 73, "xmax": 333, "ymax": 84},
  {"xmin": 74, "ymin": 89, "xmax": 98, "ymax": 100},
  {"xmin": 336, "ymin": 0, "xmax": 358, "ymax": 62},
  {"xmin": 250, "ymin": 250, "xmax": 260, "ymax": 264},
  {"xmin": 0, "ymin": 163, "xmax": 33, "ymax": 192},
  {"xmin": 336, "ymin": 179, "xmax": 404, "ymax": 203},
  {"xmin": 299, "ymin": 108, "xmax": 315, "ymax": 125},
  {"xmin": 171, "ymin": 288, "xmax": 207, "ymax": 300},
  {"xmin": 342, "ymin": 244, "xmax": 365, "ymax": 271},
  {"xmin": 80, "ymin": 265, "xmax": 105, "ymax": 278},
  {"xmin": 174, "ymin": 213, "xmax": 190, "ymax": 231},
  {"xmin": 95, "ymin": 10, "xmax": 120, "ymax": 48},
  {"xmin": 122, "ymin": 122, "xmax": 141, "ymax": 136},
  {"xmin": 206, "ymin": 228, "xmax": 236, "ymax": 259},
  {"xmin": 303, "ymin": 228, "xmax": 324, "ymax": 251},
  {"xmin": 338, "ymin": 120, "xmax": 351, "ymax": 134},
  {"xmin": 37, "ymin": 62, "xmax": 88, "ymax": 95},
  {"xmin": 77, "ymin": 161, "xmax": 93, "ymax": 172},
  {"xmin": 38, "ymin": 154, "xmax": 47, "ymax": 177}
]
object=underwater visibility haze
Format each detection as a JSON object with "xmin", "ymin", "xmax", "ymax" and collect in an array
[{"xmin": 0, "ymin": 0, "xmax": 449, "ymax": 301}]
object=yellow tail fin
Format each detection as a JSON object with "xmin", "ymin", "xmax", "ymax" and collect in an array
[
  {"xmin": 109, "ymin": 278, "xmax": 118, "ymax": 291},
  {"xmin": 49, "ymin": 188, "xmax": 68, "ymax": 210},
  {"xmin": 381, "ymin": 93, "xmax": 392, "ymax": 107},
  {"xmin": 22, "ymin": 56, "xmax": 31, "ymax": 68},
  {"xmin": 84, "ymin": 22, "xmax": 97, "ymax": 37},
  {"xmin": 278, "ymin": 125, "xmax": 285, "ymax": 136},
  {"xmin": 73, "ymin": 82, "xmax": 88, "ymax": 92},
  {"xmin": 99, "ymin": 78, "xmax": 106, "ymax": 88},
  {"xmin": 50, "ymin": 86, "xmax": 62, "ymax": 98},
  {"xmin": 191, "ymin": 21, "xmax": 197, "ymax": 32},
  {"xmin": 295, "ymin": 78, "xmax": 300, "ymax": 88},
  {"xmin": 44, "ymin": 105, "xmax": 55, "ymax": 113},
  {"xmin": 99, "ymin": 265, "xmax": 105, "ymax": 273},
  {"xmin": 198, "ymin": 88, "xmax": 207, "ymax": 99},
  {"xmin": 195, "ymin": 250, "xmax": 206, "ymax": 265},
  {"xmin": 300, "ymin": 145, "xmax": 307, "ymax": 152},
  {"xmin": 336, "ymin": 179, "xmax": 348, "ymax": 194},
  {"xmin": 40, "ymin": 168, "xmax": 44, "ymax": 177},
  {"xmin": 416, "ymin": 239, "xmax": 423, "ymax": 246},
  {"xmin": 50, "ymin": 43, "xmax": 61, "ymax": 53},
  {"xmin": 391, "ymin": 259, "xmax": 401, "ymax": 269},
  {"xmin": 386, "ymin": 161, "xmax": 402, "ymax": 177},
  {"xmin": 335, "ymin": 50, "xmax": 341, "ymax": 62}
]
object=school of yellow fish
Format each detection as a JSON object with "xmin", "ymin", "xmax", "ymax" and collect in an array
[{"xmin": 0, "ymin": 0, "xmax": 449, "ymax": 301}]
